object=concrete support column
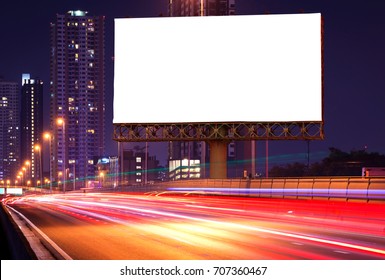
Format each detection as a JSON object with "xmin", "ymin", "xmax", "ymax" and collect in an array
[
  {"xmin": 208, "ymin": 140, "xmax": 228, "ymax": 179},
  {"xmin": 251, "ymin": 140, "xmax": 256, "ymax": 177}
]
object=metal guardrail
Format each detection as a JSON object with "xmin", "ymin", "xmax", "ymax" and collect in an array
[
  {"xmin": 11, "ymin": 177, "xmax": 385, "ymax": 202},
  {"xmin": 160, "ymin": 177, "xmax": 385, "ymax": 202}
]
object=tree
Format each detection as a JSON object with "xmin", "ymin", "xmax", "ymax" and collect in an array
[{"xmin": 269, "ymin": 147, "xmax": 385, "ymax": 177}]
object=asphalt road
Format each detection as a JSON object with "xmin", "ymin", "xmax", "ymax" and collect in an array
[{"xmin": 5, "ymin": 193, "xmax": 385, "ymax": 260}]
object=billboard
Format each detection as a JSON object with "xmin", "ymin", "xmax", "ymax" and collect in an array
[{"xmin": 114, "ymin": 13, "xmax": 322, "ymax": 124}]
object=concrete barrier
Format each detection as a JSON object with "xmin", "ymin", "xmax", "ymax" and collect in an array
[
  {"xmin": 297, "ymin": 178, "xmax": 314, "ymax": 199},
  {"xmin": 271, "ymin": 179, "xmax": 285, "ymax": 199},
  {"xmin": 368, "ymin": 178, "xmax": 385, "ymax": 202},
  {"xmin": 0, "ymin": 204, "xmax": 36, "ymax": 259},
  {"xmin": 329, "ymin": 178, "xmax": 348, "ymax": 201},
  {"xmin": 347, "ymin": 178, "xmax": 369, "ymax": 201},
  {"xmin": 156, "ymin": 177, "xmax": 385, "ymax": 202}
]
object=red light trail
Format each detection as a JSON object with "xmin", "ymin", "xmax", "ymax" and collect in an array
[{"xmin": 5, "ymin": 193, "xmax": 385, "ymax": 260}]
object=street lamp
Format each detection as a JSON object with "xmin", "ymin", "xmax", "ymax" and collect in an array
[
  {"xmin": 18, "ymin": 171, "xmax": 23, "ymax": 186},
  {"xmin": 22, "ymin": 167, "xmax": 26, "ymax": 186},
  {"xmin": 35, "ymin": 145, "xmax": 43, "ymax": 192},
  {"xmin": 44, "ymin": 132, "xmax": 53, "ymax": 193},
  {"xmin": 99, "ymin": 171, "xmax": 104, "ymax": 188},
  {"xmin": 72, "ymin": 161, "xmax": 76, "ymax": 191},
  {"xmin": 58, "ymin": 171, "xmax": 62, "ymax": 191},
  {"xmin": 25, "ymin": 160, "xmax": 31, "ymax": 185},
  {"xmin": 57, "ymin": 118, "xmax": 66, "ymax": 193}
]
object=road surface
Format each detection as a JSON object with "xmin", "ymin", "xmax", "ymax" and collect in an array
[{"xmin": 5, "ymin": 192, "xmax": 385, "ymax": 260}]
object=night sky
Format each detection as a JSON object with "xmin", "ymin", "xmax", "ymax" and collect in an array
[{"xmin": 1, "ymin": 0, "xmax": 385, "ymax": 168}]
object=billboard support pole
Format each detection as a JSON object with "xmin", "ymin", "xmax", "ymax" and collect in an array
[{"xmin": 208, "ymin": 140, "xmax": 228, "ymax": 179}]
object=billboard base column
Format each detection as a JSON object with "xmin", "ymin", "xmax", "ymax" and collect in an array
[{"xmin": 208, "ymin": 140, "xmax": 228, "ymax": 179}]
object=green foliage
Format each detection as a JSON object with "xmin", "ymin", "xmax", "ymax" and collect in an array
[{"xmin": 269, "ymin": 147, "xmax": 385, "ymax": 177}]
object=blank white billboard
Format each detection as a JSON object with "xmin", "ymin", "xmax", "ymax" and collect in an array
[{"xmin": 114, "ymin": 13, "xmax": 322, "ymax": 124}]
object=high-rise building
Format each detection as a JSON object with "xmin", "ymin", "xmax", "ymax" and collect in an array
[
  {"xmin": 50, "ymin": 10, "xmax": 105, "ymax": 187},
  {"xmin": 20, "ymin": 74, "xmax": 44, "ymax": 186},
  {"xmin": 169, "ymin": 0, "xmax": 235, "ymax": 17},
  {"xmin": 0, "ymin": 77, "xmax": 20, "ymax": 182}
]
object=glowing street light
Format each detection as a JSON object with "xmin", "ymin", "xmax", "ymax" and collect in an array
[
  {"xmin": 44, "ymin": 132, "xmax": 53, "ymax": 193},
  {"xmin": 25, "ymin": 160, "xmax": 31, "ymax": 184},
  {"xmin": 35, "ymin": 144, "xmax": 43, "ymax": 191},
  {"xmin": 57, "ymin": 118, "xmax": 66, "ymax": 193},
  {"xmin": 99, "ymin": 171, "xmax": 104, "ymax": 188},
  {"xmin": 18, "ymin": 171, "xmax": 23, "ymax": 185}
]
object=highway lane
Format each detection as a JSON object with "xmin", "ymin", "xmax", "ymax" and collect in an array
[{"xmin": 4, "ymin": 193, "xmax": 385, "ymax": 260}]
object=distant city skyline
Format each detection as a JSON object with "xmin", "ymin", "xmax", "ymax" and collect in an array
[{"xmin": 1, "ymin": 1, "xmax": 384, "ymax": 175}]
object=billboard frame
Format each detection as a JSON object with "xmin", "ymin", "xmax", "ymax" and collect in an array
[
  {"xmin": 113, "ymin": 121, "xmax": 324, "ymax": 142},
  {"xmin": 113, "ymin": 14, "xmax": 325, "ymax": 143},
  {"xmin": 112, "ymin": 14, "xmax": 325, "ymax": 178}
]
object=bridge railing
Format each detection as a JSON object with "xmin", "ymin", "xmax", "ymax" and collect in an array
[{"xmin": 159, "ymin": 177, "xmax": 385, "ymax": 202}]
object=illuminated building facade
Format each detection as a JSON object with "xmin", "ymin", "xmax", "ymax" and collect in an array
[
  {"xmin": 20, "ymin": 74, "xmax": 44, "ymax": 186},
  {"xmin": 169, "ymin": 159, "xmax": 201, "ymax": 180},
  {"xmin": 96, "ymin": 156, "xmax": 119, "ymax": 188},
  {"xmin": 0, "ymin": 78, "xmax": 19, "ymax": 182},
  {"xmin": 121, "ymin": 150, "xmax": 161, "ymax": 185},
  {"xmin": 169, "ymin": 0, "xmax": 235, "ymax": 16},
  {"xmin": 50, "ymin": 10, "xmax": 105, "ymax": 186}
]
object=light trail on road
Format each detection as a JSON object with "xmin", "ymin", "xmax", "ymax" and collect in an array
[{"xmin": 4, "ymin": 193, "xmax": 385, "ymax": 260}]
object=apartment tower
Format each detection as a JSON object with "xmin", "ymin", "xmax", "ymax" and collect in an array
[
  {"xmin": 169, "ymin": 0, "xmax": 235, "ymax": 16},
  {"xmin": 50, "ymin": 10, "xmax": 105, "ymax": 187},
  {"xmin": 20, "ymin": 74, "xmax": 44, "ymax": 186},
  {"xmin": 0, "ymin": 77, "xmax": 19, "ymax": 182}
]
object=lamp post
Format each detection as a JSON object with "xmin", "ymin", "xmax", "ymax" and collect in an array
[
  {"xmin": 25, "ymin": 160, "xmax": 30, "ymax": 186},
  {"xmin": 57, "ymin": 118, "xmax": 66, "ymax": 193},
  {"xmin": 99, "ymin": 171, "xmax": 104, "ymax": 188},
  {"xmin": 35, "ymin": 145, "xmax": 43, "ymax": 192},
  {"xmin": 58, "ymin": 171, "xmax": 62, "ymax": 191},
  {"xmin": 44, "ymin": 132, "xmax": 53, "ymax": 193},
  {"xmin": 22, "ymin": 167, "xmax": 26, "ymax": 186},
  {"xmin": 18, "ymin": 172, "xmax": 23, "ymax": 186},
  {"xmin": 73, "ymin": 161, "xmax": 76, "ymax": 191}
]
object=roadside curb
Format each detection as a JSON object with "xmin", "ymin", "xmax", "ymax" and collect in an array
[{"xmin": 5, "ymin": 205, "xmax": 72, "ymax": 260}]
